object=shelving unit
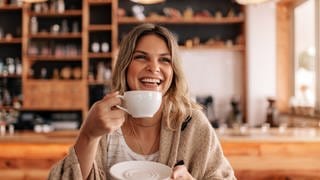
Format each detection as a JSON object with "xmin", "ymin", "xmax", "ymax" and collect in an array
[
  {"xmin": 118, "ymin": 16, "xmax": 245, "ymax": 24},
  {"xmin": 0, "ymin": 0, "xmax": 247, "ymax": 128},
  {"xmin": 117, "ymin": 0, "xmax": 245, "ymax": 50},
  {"xmin": 85, "ymin": 0, "xmax": 116, "ymax": 108},
  {"xmin": 117, "ymin": 0, "xmax": 247, "ymax": 120},
  {"xmin": 19, "ymin": 0, "xmax": 85, "ymax": 128},
  {"xmin": 0, "ymin": 3, "xmax": 23, "ymax": 111}
]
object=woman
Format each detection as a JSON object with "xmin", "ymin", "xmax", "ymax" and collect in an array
[{"xmin": 49, "ymin": 23, "xmax": 236, "ymax": 180}]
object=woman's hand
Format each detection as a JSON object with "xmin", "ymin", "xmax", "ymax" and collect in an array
[
  {"xmin": 171, "ymin": 165, "xmax": 195, "ymax": 180},
  {"xmin": 80, "ymin": 91, "xmax": 125, "ymax": 139}
]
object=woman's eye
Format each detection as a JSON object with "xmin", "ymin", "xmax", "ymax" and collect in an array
[{"xmin": 160, "ymin": 57, "xmax": 172, "ymax": 63}]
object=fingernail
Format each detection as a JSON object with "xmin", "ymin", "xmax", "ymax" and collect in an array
[{"xmin": 174, "ymin": 160, "xmax": 184, "ymax": 167}]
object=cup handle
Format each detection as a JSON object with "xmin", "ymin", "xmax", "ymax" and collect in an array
[{"xmin": 115, "ymin": 95, "xmax": 129, "ymax": 113}]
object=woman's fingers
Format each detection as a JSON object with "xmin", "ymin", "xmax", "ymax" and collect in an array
[
  {"xmin": 82, "ymin": 91, "xmax": 126, "ymax": 137},
  {"xmin": 171, "ymin": 165, "xmax": 194, "ymax": 180},
  {"xmin": 100, "ymin": 92, "xmax": 122, "ymax": 110}
]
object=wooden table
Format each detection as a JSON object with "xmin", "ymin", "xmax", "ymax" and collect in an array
[{"xmin": 1, "ymin": 128, "xmax": 320, "ymax": 180}]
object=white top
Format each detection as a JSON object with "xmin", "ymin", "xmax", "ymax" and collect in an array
[{"xmin": 106, "ymin": 128, "xmax": 159, "ymax": 179}]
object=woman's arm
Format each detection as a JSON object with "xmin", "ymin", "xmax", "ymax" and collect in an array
[{"xmin": 74, "ymin": 133, "xmax": 101, "ymax": 179}]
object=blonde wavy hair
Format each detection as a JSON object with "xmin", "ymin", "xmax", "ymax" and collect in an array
[{"xmin": 112, "ymin": 23, "xmax": 201, "ymax": 130}]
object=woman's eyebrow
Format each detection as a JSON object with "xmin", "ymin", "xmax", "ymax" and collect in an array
[
  {"xmin": 134, "ymin": 50, "xmax": 171, "ymax": 57},
  {"xmin": 133, "ymin": 50, "xmax": 147, "ymax": 54}
]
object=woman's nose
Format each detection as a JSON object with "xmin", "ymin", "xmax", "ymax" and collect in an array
[{"xmin": 147, "ymin": 59, "xmax": 160, "ymax": 72}]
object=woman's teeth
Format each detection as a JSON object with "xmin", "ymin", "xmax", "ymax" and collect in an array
[{"xmin": 141, "ymin": 78, "xmax": 161, "ymax": 85}]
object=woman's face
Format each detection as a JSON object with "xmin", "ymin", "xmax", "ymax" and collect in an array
[{"xmin": 126, "ymin": 34, "xmax": 173, "ymax": 94}]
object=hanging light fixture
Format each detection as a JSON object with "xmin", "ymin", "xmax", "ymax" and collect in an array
[
  {"xmin": 130, "ymin": 0, "xmax": 165, "ymax": 5},
  {"xmin": 235, "ymin": 0, "xmax": 272, "ymax": 5}
]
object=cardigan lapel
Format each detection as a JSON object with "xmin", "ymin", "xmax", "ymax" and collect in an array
[{"xmin": 158, "ymin": 118, "xmax": 182, "ymax": 167}]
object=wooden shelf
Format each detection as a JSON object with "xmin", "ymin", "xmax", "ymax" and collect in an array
[
  {"xmin": 0, "ymin": 74, "xmax": 22, "ymax": 78},
  {"xmin": 179, "ymin": 44, "xmax": 245, "ymax": 51},
  {"xmin": 0, "ymin": 5, "xmax": 22, "ymax": 11},
  {"xmin": 88, "ymin": 25, "xmax": 112, "ymax": 31},
  {"xmin": 28, "ymin": 55, "xmax": 82, "ymax": 61},
  {"xmin": 88, "ymin": 80, "xmax": 111, "ymax": 86},
  {"xmin": 118, "ymin": 16, "xmax": 245, "ymax": 24},
  {"xmin": 88, "ymin": 0, "xmax": 112, "ymax": 5},
  {"xmin": 88, "ymin": 52, "xmax": 112, "ymax": 58},
  {"xmin": 26, "ymin": 79, "xmax": 83, "ymax": 83},
  {"xmin": 0, "ymin": 106, "xmax": 21, "ymax": 111},
  {"xmin": 29, "ymin": 33, "xmax": 82, "ymax": 39},
  {"xmin": 0, "ymin": 38, "xmax": 22, "ymax": 44},
  {"xmin": 21, "ymin": 107, "xmax": 84, "ymax": 111},
  {"xmin": 28, "ymin": 10, "xmax": 82, "ymax": 17}
]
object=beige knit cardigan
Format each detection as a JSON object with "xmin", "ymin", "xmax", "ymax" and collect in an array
[{"xmin": 48, "ymin": 110, "xmax": 236, "ymax": 180}]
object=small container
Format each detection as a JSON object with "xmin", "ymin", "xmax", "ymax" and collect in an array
[
  {"xmin": 0, "ymin": 124, "xmax": 6, "ymax": 136},
  {"xmin": 91, "ymin": 42, "xmax": 100, "ymax": 53},
  {"xmin": 30, "ymin": 17, "xmax": 38, "ymax": 35},
  {"xmin": 8, "ymin": 124, "xmax": 14, "ymax": 135},
  {"xmin": 278, "ymin": 123, "xmax": 287, "ymax": 134},
  {"xmin": 261, "ymin": 123, "xmax": 270, "ymax": 133},
  {"xmin": 101, "ymin": 42, "xmax": 110, "ymax": 52},
  {"xmin": 72, "ymin": 21, "xmax": 79, "ymax": 33},
  {"xmin": 34, "ymin": 124, "xmax": 42, "ymax": 133}
]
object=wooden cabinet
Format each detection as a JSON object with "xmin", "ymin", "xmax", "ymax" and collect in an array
[{"xmin": 23, "ymin": 80, "xmax": 85, "ymax": 110}]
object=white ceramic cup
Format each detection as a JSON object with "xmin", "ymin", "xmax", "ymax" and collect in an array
[{"xmin": 116, "ymin": 90, "xmax": 162, "ymax": 118}]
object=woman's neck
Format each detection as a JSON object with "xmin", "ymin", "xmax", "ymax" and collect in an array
[{"xmin": 128, "ymin": 110, "xmax": 162, "ymax": 137}]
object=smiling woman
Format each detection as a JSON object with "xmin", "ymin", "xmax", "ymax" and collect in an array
[{"xmin": 48, "ymin": 23, "xmax": 236, "ymax": 180}]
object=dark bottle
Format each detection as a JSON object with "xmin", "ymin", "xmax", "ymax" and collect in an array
[
  {"xmin": 206, "ymin": 96, "xmax": 219, "ymax": 128},
  {"xmin": 226, "ymin": 96, "xmax": 242, "ymax": 128},
  {"xmin": 266, "ymin": 97, "xmax": 278, "ymax": 127},
  {"xmin": 1, "ymin": 79, "xmax": 12, "ymax": 106},
  {"xmin": 2, "ymin": 88, "xmax": 12, "ymax": 106}
]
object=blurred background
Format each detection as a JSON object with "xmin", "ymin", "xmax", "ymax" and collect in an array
[{"xmin": 0, "ymin": 0, "xmax": 319, "ymax": 179}]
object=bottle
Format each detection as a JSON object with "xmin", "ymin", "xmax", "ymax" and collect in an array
[
  {"xmin": 61, "ymin": 19, "xmax": 69, "ymax": 33},
  {"xmin": 206, "ymin": 96, "xmax": 219, "ymax": 128},
  {"xmin": 30, "ymin": 16, "xmax": 38, "ymax": 34},
  {"xmin": 6, "ymin": 57, "xmax": 15, "ymax": 75},
  {"xmin": 266, "ymin": 97, "xmax": 278, "ymax": 127},
  {"xmin": 0, "ymin": 88, "xmax": 3, "ymax": 106},
  {"xmin": 15, "ymin": 57, "xmax": 22, "ymax": 75},
  {"xmin": 2, "ymin": 88, "xmax": 12, "ymax": 106},
  {"xmin": 226, "ymin": 96, "xmax": 242, "ymax": 128},
  {"xmin": 0, "ymin": 58, "xmax": 3, "ymax": 75},
  {"xmin": 57, "ymin": 0, "xmax": 65, "ymax": 13}
]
